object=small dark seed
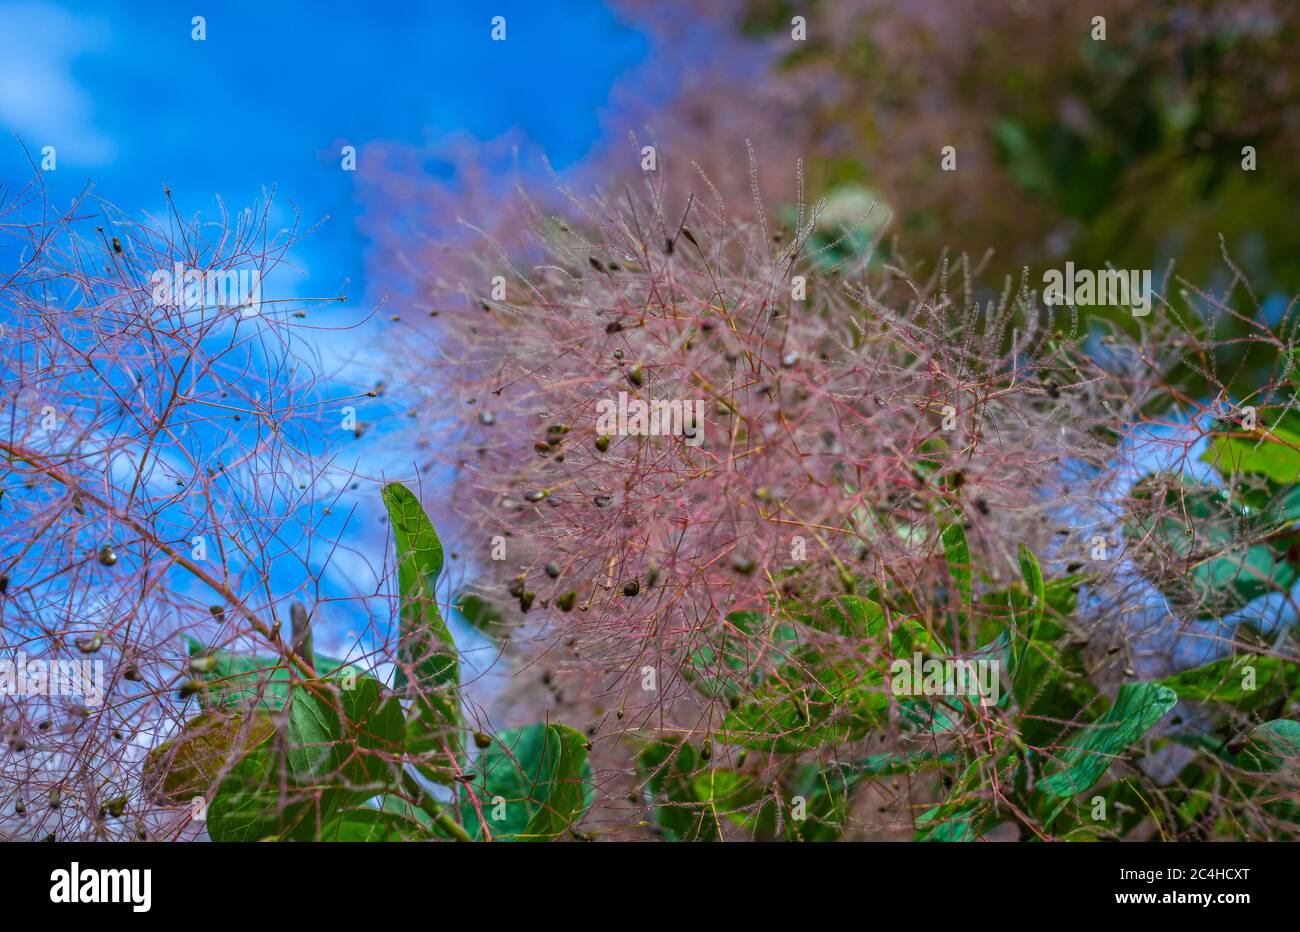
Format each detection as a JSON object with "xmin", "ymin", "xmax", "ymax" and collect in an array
[{"xmin": 76, "ymin": 634, "xmax": 104, "ymax": 654}]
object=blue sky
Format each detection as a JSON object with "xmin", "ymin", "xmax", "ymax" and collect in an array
[
  {"xmin": 0, "ymin": 0, "xmax": 651, "ymax": 695},
  {"xmin": 0, "ymin": 0, "xmax": 649, "ymax": 302}
]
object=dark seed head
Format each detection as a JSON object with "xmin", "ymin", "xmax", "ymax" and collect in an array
[
  {"xmin": 731, "ymin": 556, "xmax": 756, "ymax": 576},
  {"xmin": 76, "ymin": 633, "xmax": 104, "ymax": 654},
  {"xmin": 623, "ymin": 579, "xmax": 640, "ymax": 597},
  {"xmin": 102, "ymin": 797, "xmax": 127, "ymax": 819}
]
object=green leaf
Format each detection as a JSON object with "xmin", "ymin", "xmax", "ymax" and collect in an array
[
  {"xmin": 183, "ymin": 637, "xmax": 359, "ymax": 712},
  {"xmin": 805, "ymin": 595, "xmax": 887, "ymax": 638},
  {"xmin": 204, "ymin": 681, "xmax": 391, "ymax": 842},
  {"xmin": 890, "ymin": 617, "xmax": 949, "ymax": 657},
  {"xmin": 855, "ymin": 749, "xmax": 957, "ymax": 776},
  {"xmin": 682, "ymin": 610, "xmax": 798, "ymax": 699},
  {"xmin": 142, "ymin": 711, "xmax": 275, "ymax": 805},
  {"xmin": 977, "ymin": 574, "xmax": 1084, "ymax": 643},
  {"xmin": 916, "ymin": 756, "xmax": 991, "ymax": 841},
  {"xmin": 339, "ymin": 677, "xmax": 405, "ymax": 789},
  {"xmin": 458, "ymin": 723, "xmax": 593, "ymax": 841},
  {"xmin": 918, "ymin": 807, "xmax": 983, "ymax": 841},
  {"xmin": 382, "ymin": 482, "xmax": 462, "ymax": 780},
  {"xmin": 690, "ymin": 769, "xmax": 767, "ymax": 835},
  {"xmin": 287, "ymin": 683, "xmax": 344, "ymax": 781},
  {"xmin": 1126, "ymin": 475, "xmax": 1299, "ymax": 618},
  {"xmin": 998, "ymin": 538, "xmax": 1050, "ymax": 691},
  {"xmin": 376, "ymin": 793, "xmax": 441, "ymax": 836},
  {"xmin": 319, "ymin": 807, "xmax": 422, "ymax": 841},
  {"xmin": 1012, "ymin": 642, "xmax": 1100, "ymax": 749},
  {"xmin": 785, "ymin": 764, "xmax": 857, "ymax": 842},
  {"xmin": 941, "ymin": 522, "xmax": 973, "ymax": 618},
  {"xmin": 636, "ymin": 738, "xmax": 716, "ymax": 841},
  {"xmin": 454, "ymin": 591, "xmax": 508, "ymax": 640},
  {"xmin": 1036, "ymin": 683, "xmax": 1178, "ymax": 798},
  {"xmin": 383, "ymin": 483, "xmax": 457, "ymax": 692},
  {"xmin": 1157, "ymin": 655, "xmax": 1300, "ymax": 710},
  {"xmin": 897, "ymin": 697, "xmax": 966, "ymax": 735},
  {"xmin": 1013, "ymin": 540, "xmax": 1045, "ymax": 657},
  {"xmin": 1238, "ymin": 720, "xmax": 1300, "ymax": 773},
  {"xmin": 207, "ymin": 744, "xmax": 311, "ymax": 842},
  {"xmin": 722, "ymin": 648, "xmax": 889, "ymax": 752},
  {"xmin": 1203, "ymin": 423, "xmax": 1300, "ymax": 483}
]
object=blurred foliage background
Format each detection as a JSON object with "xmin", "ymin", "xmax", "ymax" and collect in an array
[{"xmin": 732, "ymin": 0, "xmax": 1300, "ymax": 303}]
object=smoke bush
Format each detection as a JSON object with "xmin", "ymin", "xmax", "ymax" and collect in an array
[
  {"xmin": 0, "ymin": 176, "xmax": 383, "ymax": 840},
  {"xmin": 400, "ymin": 159, "xmax": 1134, "ymax": 706},
  {"xmin": 378, "ymin": 149, "xmax": 1298, "ymax": 839}
]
